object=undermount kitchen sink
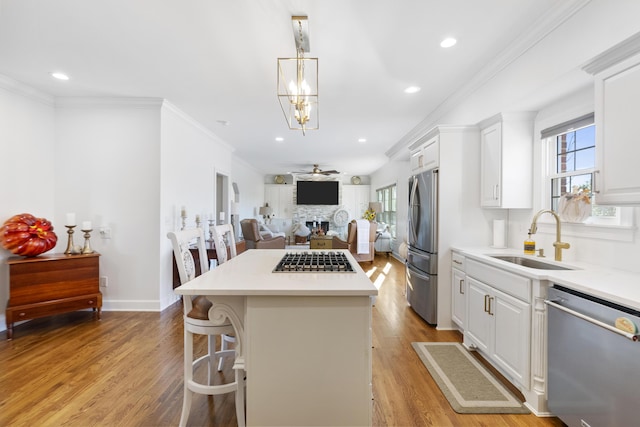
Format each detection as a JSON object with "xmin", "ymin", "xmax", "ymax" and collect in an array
[{"xmin": 489, "ymin": 255, "xmax": 576, "ymax": 271}]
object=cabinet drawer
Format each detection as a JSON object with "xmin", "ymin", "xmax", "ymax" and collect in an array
[
  {"xmin": 9, "ymin": 256, "xmax": 99, "ymax": 305},
  {"xmin": 310, "ymin": 239, "xmax": 331, "ymax": 249},
  {"xmin": 7, "ymin": 293, "xmax": 102, "ymax": 322},
  {"xmin": 466, "ymin": 259, "xmax": 530, "ymax": 302},
  {"xmin": 451, "ymin": 252, "xmax": 465, "ymax": 270}
]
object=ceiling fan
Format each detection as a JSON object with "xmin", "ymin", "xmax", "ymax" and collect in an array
[{"xmin": 292, "ymin": 164, "xmax": 340, "ymax": 175}]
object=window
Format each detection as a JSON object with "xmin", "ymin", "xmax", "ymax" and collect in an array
[
  {"xmin": 544, "ymin": 114, "xmax": 619, "ymax": 224},
  {"xmin": 376, "ymin": 184, "xmax": 396, "ymax": 238}
]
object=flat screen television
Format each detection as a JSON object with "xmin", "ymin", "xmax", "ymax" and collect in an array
[{"xmin": 296, "ymin": 181, "xmax": 339, "ymax": 205}]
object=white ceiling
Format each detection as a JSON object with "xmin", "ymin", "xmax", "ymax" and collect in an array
[{"xmin": 0, "ymin": 0, "xmax": 562, "ymax": 176}]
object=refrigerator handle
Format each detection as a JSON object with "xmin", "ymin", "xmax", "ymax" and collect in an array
[
  {"xmin": 408, "ymin": 176, "xmax": 418, "ymax": 244},
  {"xmin": 406, "ymin": 264, "xmax": 431, "ymax": 281}
]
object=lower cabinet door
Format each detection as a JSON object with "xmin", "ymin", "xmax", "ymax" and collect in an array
[
  {"xmin": 464, "ymin": 277, "xmax": 492, "ymax": 353},
  {"xmin": 451, "ymin": 267, "xmax": 466, "ymax": 329},
  {"xmin": 492, "ymin": 289, "xmax": 531, "ymax": 388}
]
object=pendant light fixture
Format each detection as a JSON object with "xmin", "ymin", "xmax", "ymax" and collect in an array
[{"xmin": 277, "ymin": 16, "xmax": 318, "ymax": 135}]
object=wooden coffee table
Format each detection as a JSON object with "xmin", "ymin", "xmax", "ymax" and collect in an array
[{"xmin": 310, "ymin": 235, "xmax": 332, "ymax": 249}]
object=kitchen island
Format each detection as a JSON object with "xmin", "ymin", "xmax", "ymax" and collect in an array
[{"xmin": 174, "ymin": 249, "xmax": 378, "ymax": 426}]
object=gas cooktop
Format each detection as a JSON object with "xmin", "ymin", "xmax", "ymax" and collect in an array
[{"xmin": 273, "ymin": 251, "xmax": 356, "ymax": 273}]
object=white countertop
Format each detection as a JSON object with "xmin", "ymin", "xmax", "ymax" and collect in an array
[
  {"xmin": 174, "ymin": 249, "xmax": 378, "ymax": 297},
  {"xmin": 453, "ymin": 246, "xmax": 640, "ymax": 311}
]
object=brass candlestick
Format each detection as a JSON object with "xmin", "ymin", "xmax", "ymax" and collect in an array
[
  {"xmin": 64, "ymin": 225, "xmax": 78, "ymax": 254},
  {"xmin": 81, "ymin": 229, "xmax": 94, "ymax": 254}
]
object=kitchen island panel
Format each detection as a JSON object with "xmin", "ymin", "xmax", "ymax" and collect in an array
[{"xmin": 245, "ymin": 295, "xmax": 372, "ymax": 426}]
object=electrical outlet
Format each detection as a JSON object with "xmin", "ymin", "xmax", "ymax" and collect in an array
[{"xmin": 100, "ymin": 276, "xmax": 108, "ymax": 287}]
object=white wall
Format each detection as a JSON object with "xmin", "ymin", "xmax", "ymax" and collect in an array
[
  {"xmin": 55, "ymin": 98, "xmax": 163, "ymax": 311},
  {"xmin": 231, "ymin": 156, "xmax": 266, "ymax": 223},
  {"xmin": 0, "ymin": 77, "xmax": 56, "ymax": 328}
]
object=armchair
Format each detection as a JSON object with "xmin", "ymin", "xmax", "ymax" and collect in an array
[
  {"xmin": 332, "ymin": 220, "xmax": 377, "ymax": 263},
  {"xmin": 240, "ymin": 218, "xmax": 286, "ymax": 249}
]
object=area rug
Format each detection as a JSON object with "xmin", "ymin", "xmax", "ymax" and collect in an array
[{"xmin": 411, "ymin": 342, "xmax": 530, "ymax": 414}]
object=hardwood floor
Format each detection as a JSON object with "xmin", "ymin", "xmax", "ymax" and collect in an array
[{"xmin": 0, "ymin": 254, "xmax": 565, "ymax": 426}]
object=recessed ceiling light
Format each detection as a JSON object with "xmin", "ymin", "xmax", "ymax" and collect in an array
[
  {"xmin": 404, "ymin": 86, "xmax": 421, "ymax": 94},
  {"xmin": 275, "ymin": 137, "xmax": 284, "ymax": 142},
  {"xmin": 440, "ymin": 37, "xmax": 457, "ymax": 48},
  {"xmin": 358, "ymin": 138, "xmax": 367, "ymax": 143},
  {"xmin": 50, "ymin": 72, "xmax": 69, "ymax": 81}
]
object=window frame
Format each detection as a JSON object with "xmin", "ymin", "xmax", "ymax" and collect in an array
[
  {"xmin": 376, "ymin": 184, "xmax": 397, "ymax": 238},
  {"xmin": 540, "ymin": 115, "xmax": 634, "ymax": 240}
]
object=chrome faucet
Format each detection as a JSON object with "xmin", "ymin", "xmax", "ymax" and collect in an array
[{"xmin": 529, "ymin": 209, "xmax": 570, "ymax": 262}]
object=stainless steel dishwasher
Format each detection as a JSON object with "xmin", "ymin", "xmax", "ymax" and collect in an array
[{"xmin": 545, "ymin": 285, "xmax": 640, "ymax": 427}]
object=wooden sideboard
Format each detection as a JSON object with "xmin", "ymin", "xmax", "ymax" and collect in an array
[
  {"xmin": 172, "ymin": 239, "xmax": 246, "ymax": 288},
  {"xmin": 5, "ymin": 253, "xmax": 102, "ymax": 340}
]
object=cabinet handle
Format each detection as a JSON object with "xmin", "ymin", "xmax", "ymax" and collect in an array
[
  {"xmin": 19, "ymin": 312, "xmax": 26, "ymax": 317},
  {"xmin": 484, "ymin": 294, "xmax": 490, "ymax": 313},
  {"xmin": 494, "ymin": 184, "xmax": 499, "ymax": 200},
  {"xmin": 453, "ymin": 259, "xmax": 462, "ymax": 265},
  {"xmin": 593, "ymin": 170, "xmax": 600, "ymax": 194},
  {"xmin": 459, "ymin": 279, "xmax": 464, "ymax": 294},
  {"xmin": 88, "ymin": 300, "xmax": 94, "ymax": 304},
  {"xmin": 488, "ymin": 297, "xmax": 494, "ymax": 316}
]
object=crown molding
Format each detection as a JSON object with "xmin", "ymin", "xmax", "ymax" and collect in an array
[
  {"xmin": 161, "ymin": 100, "xmax": 235, "ymax": 153},
  {"xmin": 408, "ymin": 125, "xmax": 479, "ymax": 151},
  {"xmin": 0, "ymin": 73, "xmax": 55, "ymax": 106},
  {"xmin": 582, "ymin": 30, "xmax": 640, "ymax": 75},
  {"xmin": 386, "ymin": 0, "xmax": 592, "ymax": 160}
]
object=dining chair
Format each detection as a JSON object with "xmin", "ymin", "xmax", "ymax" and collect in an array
[
  {"xmin": 167, "ymin": 227, "xmax": 245, "ymax": 427},
  {"xmin": 210, "ymin": 223, "xmax": 239, "ymax": 371},
  {"xmin": 211, "ymin": 223, "xmax": 237, "ymax": 264}
]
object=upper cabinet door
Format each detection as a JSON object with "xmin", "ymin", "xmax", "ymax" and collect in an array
[
  {"xmin": 479, "ymin": 113, "xmax": 535, "ymax": 209},
  {"xmin": 594, "ymin": 54, "xmax": 640, "ymax": 205},
  {"xmin": 480, "ymin": 122, "xmax": 502, "ymax": 207},
  {"xmin": 410, "ymin": 134, "xmax": 439, "ymax": 174},
  {"xmin": 584, "ymin": 32, "xmax": 640, "ymax": 205},
  {"xmin": 264, "ymin": 184, "xmax": 294, "ymax": 218}
]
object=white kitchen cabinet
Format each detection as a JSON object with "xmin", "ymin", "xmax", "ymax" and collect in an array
[
  {"xmin": 264, "ymin": 184, "xmax": 294, "ymax": 218},
  {"xmin": 479, "ymin": 112, "xmax": 535, "ymax": 208},
  {"xmin": 464, "ymin": 259, "xmax": 531, "ymax": 389},
  {"xmin": 583, "ymin": 33, "xmax": 640, "ymax": 205},
  {"xmin": 409, "ymin": 134, "xmax": 439, "ymax": 174},
  {"xmin": 451, "ymin": 252, "xmax": 466, "ymax": 330},
  {"xmin": 465, "ymin": 278, "xmax": 492, "ymax": 352},
  {"xmin": 492, "ymin": 289, "xmax": 530, "ymax": 389},
  {"xmin": 341, "ymin": 184, "xmax": 370, "ymax": 221}
]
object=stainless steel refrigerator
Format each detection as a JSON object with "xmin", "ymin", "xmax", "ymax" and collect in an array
[{"xmin": 406, "ymin": 168, "xmax": 438, "ymax": 324}]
